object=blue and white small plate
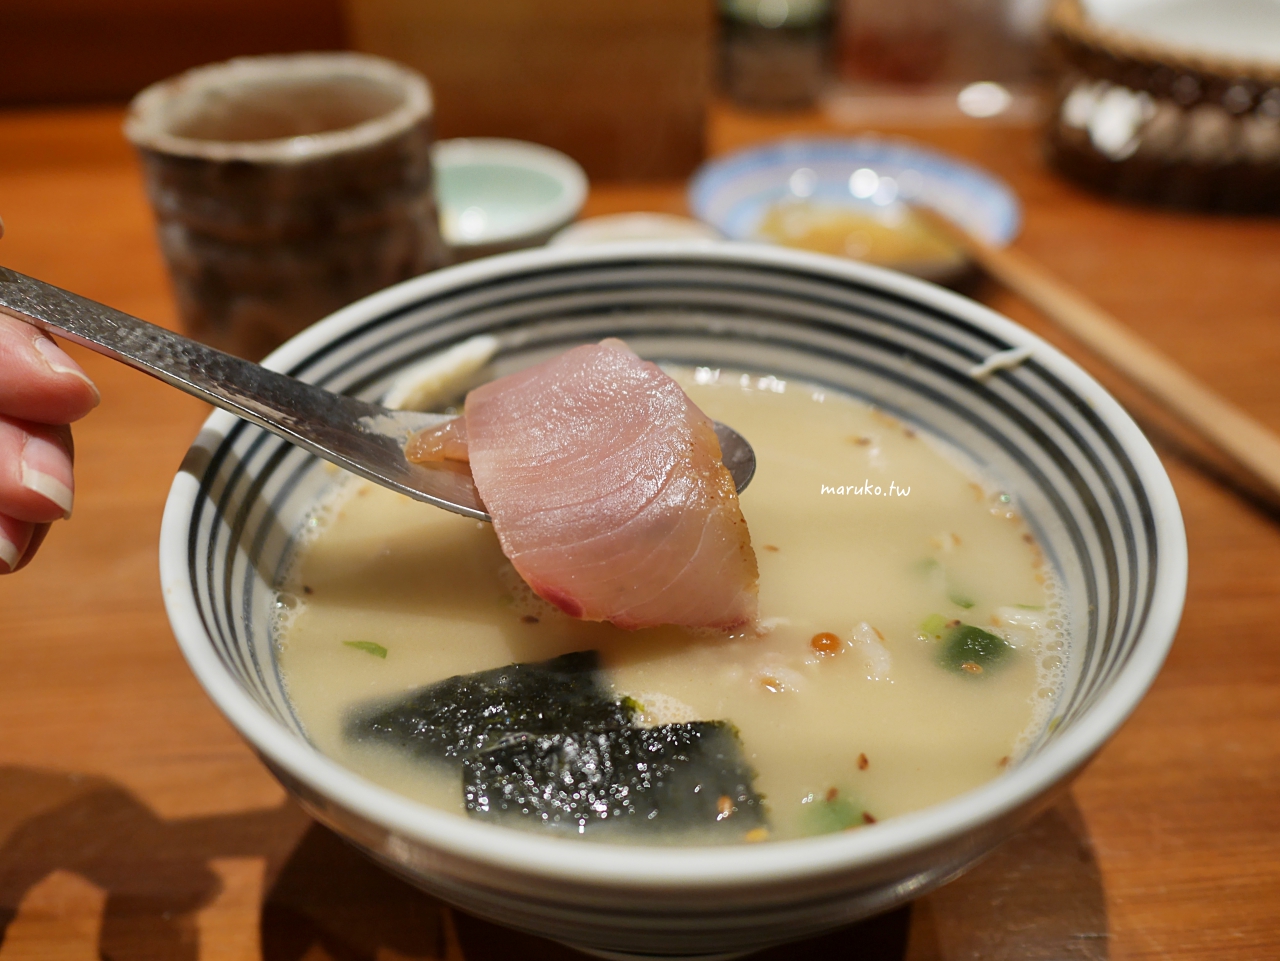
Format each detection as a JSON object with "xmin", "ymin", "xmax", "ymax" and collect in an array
[{"xmin": 689, "ymin": 137, "xmax": 1021, "ymax": 280}]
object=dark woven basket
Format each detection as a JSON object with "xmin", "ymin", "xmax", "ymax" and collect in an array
[{"xmin": 1044, "ymin": 0, "xmax": 1280, "ymax": 213}]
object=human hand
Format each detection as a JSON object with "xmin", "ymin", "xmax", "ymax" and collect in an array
[{"xmin": 0, "ymin": 311, "xmax": 100, "ymax": 573}]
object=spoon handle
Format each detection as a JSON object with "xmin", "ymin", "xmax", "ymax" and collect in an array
[
  {"xmin": 0, "ymin": 266, "xmax": 490, "ymax": 516},
  {"xmin": 0, "ymin": 265, "xmax": 377, "ymax": 431}
]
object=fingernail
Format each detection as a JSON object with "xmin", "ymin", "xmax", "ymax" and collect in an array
[
  {"xmin": 0, "ymin": 531, "xmax": 18, "ymax": 572},
  {"xmin": 21, "ymin": 434, "xmax": 74, "ymax": 519},
  {"xmin": 35, "ymin": 337, "xmax": 101, "ymax": 406}
]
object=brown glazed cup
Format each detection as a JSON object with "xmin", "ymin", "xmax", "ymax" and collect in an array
[{"xmin": 125, "ymin": 53, "xmax": 449, "ymax": 359}]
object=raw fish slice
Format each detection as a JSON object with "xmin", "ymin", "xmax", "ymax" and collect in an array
[
  {"xmin": 344, "ymin": 651, "xmax": 635, "ymax": 762},
  {"xmin": 462, "ymin": 721, "xmax": 767, "ymax": 838},
  {"xmin": 405, "ymin": 416, "xmax": 470, "ymax": 464},
  {"xmin": 465, "ymin": 339, "xmax": 758, "ymax": 630}
]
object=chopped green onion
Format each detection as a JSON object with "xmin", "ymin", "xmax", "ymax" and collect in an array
[
  {"xmin": 344, "ymin": 641, "xmax": 388, "ymax": 659},
  {"xmin": 948, "ymin": 590, "xmax": 975, "ymax": 609},
  {"xmin": 800, "ymin": 791, "xmax": 864, "ymax": 836},
  {"xmin": 919, "ymin": 613, "xmax": 949, "ymax": 638}
]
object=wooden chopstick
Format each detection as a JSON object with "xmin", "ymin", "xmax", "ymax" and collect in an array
[{"xmin": 916, "ymin": 206, "xmax": 1280, "ymax": 503}]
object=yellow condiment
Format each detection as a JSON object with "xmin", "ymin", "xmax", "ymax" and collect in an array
[{"xmin": 756, "ymin": 202, "xmax": 966, "ymax": 276}]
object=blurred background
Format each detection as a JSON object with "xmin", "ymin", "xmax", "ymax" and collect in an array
[
  {"xmin": 4, "ymin": 0, "xmax": 1097, "ymax": 360},
  {"xmin": 1, "ymin": 0, "xmax": 1049, "ymax": 179}
]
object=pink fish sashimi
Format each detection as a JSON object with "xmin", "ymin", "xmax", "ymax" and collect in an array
[{"xmin": 464, "ymin": 338, "xmax": 758, "ymax": 631}]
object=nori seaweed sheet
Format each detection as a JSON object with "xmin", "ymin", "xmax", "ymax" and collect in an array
[
  {"xmin": 462, "ymin": 721, "xmax": 767, "ymax": 838},
  {"xmin": 344, "ymin": 650, "xmax": 635, "ymax": 762}
]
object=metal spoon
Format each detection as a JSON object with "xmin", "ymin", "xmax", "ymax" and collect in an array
[{"xmin": 0, "ymin": 266, "xmax": 756, "ymax": 521}]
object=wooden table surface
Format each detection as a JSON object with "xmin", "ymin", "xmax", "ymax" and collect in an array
[{"xmin": 0, "ymin": 102, "xmax": 1277, "ymax": 961}]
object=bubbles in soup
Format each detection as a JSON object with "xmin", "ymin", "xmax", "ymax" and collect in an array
[{"xmin": 275, "ymin": 367, "xmax": 1066, "ymax": 843}]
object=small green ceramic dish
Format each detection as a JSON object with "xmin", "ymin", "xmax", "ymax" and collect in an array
[{"xmin": 434, "ymin": 138, "xmax": 587, "ymax": 260}]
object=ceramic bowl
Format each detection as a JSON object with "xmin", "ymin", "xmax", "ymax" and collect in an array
[
  {"xmin": 689, "ymin": 137, "xmax": 1021, "ymax": 282},
  {"xmin": 160, "ymin": 243, "xmax": 1185, "ymax": 958},
  {"xmin": 434, "ymin": 138, "xmax": 587, "ymax": 261}
]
